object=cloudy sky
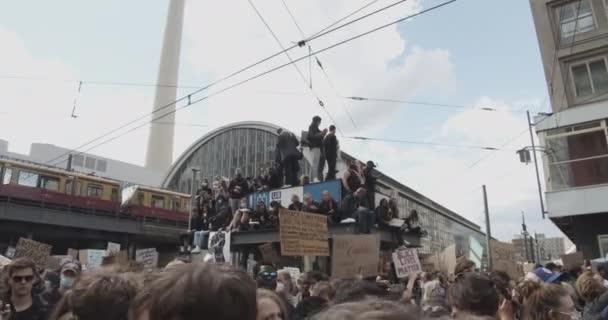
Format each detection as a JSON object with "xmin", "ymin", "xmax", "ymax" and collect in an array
[{"xmin": 0, "ymin": 0, "xmax": 564, "ymax": 241}]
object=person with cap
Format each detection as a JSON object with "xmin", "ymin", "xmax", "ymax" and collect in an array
[
  {"xmin": 322, "ymin": 125, "xmax": 339, "ymax": 181},
  {"xmin": 307, "ymin": 116, "xmax": 327, "ymax": 183},
  {"xmin": 363, "ymin": 161, "xmax": 377, "ymax": 207},
  {"xmin": 276, "ymin": 128, "xmax": 301, "ymax": 187}
]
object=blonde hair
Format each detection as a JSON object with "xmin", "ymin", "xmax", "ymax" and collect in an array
[{"xmin": 576, "ymin": 271, "xmax": 606, "ymax": 301}]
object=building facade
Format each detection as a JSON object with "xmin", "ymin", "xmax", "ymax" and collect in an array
[
  {"xmin": 163, "ymin": 121, "xmax": 487, "ymax": 257},
  {"xmin": 537, "ymin": 234, "xmax": 566, "ymax": 261},
  {"xmin": 530, "ymin": 0, "xmax": 608, "ymax": 258}
]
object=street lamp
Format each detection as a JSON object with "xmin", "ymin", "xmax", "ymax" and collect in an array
[{"xmin": 516, "ymin": 111, "xmax": 549, "ymax": 219}]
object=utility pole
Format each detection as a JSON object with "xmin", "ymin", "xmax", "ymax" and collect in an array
[
  {"xmin": 188, "ymin": 167, "xmax": 200, "ymax": 231},
  {"xmin": 483, "ymin": 185, "xmax": 493, "ymax": 270},
  {"xmin": 522, "ymin": 211, "xmax": 530, "ymax": 262},
  {"xmin": 527, "ymin": 110, "xmax": 546, "ymax": 219}
]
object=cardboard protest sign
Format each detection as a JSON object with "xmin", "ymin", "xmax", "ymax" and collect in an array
[
  {"xmin": 490, "ymin": 240, "xmax": 521, "ymax": 279},
  {"xmin": 561, "ymin": 252, "xmax": 584, "ymax": 270},
  {"xmin": 14, "ymin": 238, "xmax": 52, "ymax": 267},
  {"xmin": 331, "ymin": 234, "xmax": 379, "ymax": 279},
  {"xmin": 106, "ymin": 242, "xmax": 121, "ymax": 254},
  {"xmin": 393, "ymin": 248, "xmax": 422, "ymax": 278},
  {"xmin": 46, "ymin": 255, "xmax": 71, "ymax": 270},
  {"xmin": 0, "ymin": 255, "xmax": 11, "ymax": 268},
  {"xmin": 279, "ymin": 209, "xmax": 329, "ymax": 256},
  {"xmin": 5, "ymin": 247, "xmax": 15, "ymax": 259},
  {"xmin": 208, "ymin": 231, "xmax": 231, "ymax": 264},
  {"xmin": 79, "ymin": 249, "xmax": 106, "ymax": 270},
  {"xmin": 67, "ymin": 248, "xmax": 78, "ymax": 261},
  {"xmin": 259, "ymin": 243, "xmax": 279, "ymax": 264},
  {"xmin": 136, "ymin": 248, "xmax": 159, "ymax": 270},
  {"xmin": 279, "ymin": 267, "xmax": 301, "ymax": 281}
]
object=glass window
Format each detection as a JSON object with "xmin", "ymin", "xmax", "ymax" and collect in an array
[
  {"xmin": 2, "ymin": 168, "xmax": 12, "ymax": 185},
  {"xmin": 111, "ymin": 188, "xmax": 119, "ymax": 202},
  {"xmin": 87, "ymin": 184, "xmax": 103, "ymax": 198},
  {"xmin": 96, "ymin": 160, "xmax": 107, "ymax": 172},
  {"xmin": 546, "ymin": 120, "xmax": 608, "ymax": 190},
  {"xmin": 40, "ymin": 176, "xmax": 60, "ymax": 191},
  {"xmin": 85, "ymin": 157, "xmax": 96, "ymax": 170},
  {"xmin": 599, "ymin": 235, "xmax": 608, "ymax": 258},
  {"xmin": 152, "ymin": 195, "xmax": 165, "ymax": 209},
  {"xmin": 73, "ymin": 155, "xmax": 84, "ymax": 167},
  {"xmin": 571, "ymin": 59, "xmax": 608, "ymax": 97},
  {"xmin": 65, "ymin": 180, "xmax": 82, "ymax": 196},
  {"xmin": 18, "ymin": 170, "xmax": 39, "ymax": 187},
  {"xmin": 559, "ymin": 1, "xmax": 595, "ymax": 39},
  {"xmin": 137, "ymin": 192, "xmax": 144, "ymax": 206}
]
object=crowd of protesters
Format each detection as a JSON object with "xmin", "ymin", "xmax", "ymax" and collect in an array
[
  {"xmin": 179, "ymin": 115, "xmax": 420, "ymax": 253},
  {"xmin": 4, "ymin": 253, "xmax": 608, "ymax": 320}
]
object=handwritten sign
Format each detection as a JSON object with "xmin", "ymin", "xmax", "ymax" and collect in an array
[
  {"xmin": 79, "ymin": 249, "xmax": 106, "ymax": 270},
  {"xmin": 332, "ymin": 234, "xmax": 379, "ymax": 279},
  {"xmin": 279, "ymin": 209, "xmax": 329, "ymax": 256},
  {"xmin": 490, "ymin": 240, "xmax": 520, "ymax": 279},
  {"xmin": 14, "ymin": 238, "xmax": 52, "ymax": 267},
  {"xmin": 259, "ymin": 243, "xmax": 279, "ymax": 264},
  {"xmin": 393, "ymin": 248, "xmax": 422, "ymax": 278},
  {"xmin": 106, "ymin": 242, "xmax": 121, "ymax": 254},
  {"xmin": 136, "ymin": 248, "xmax": 158, "ymax": 270},
  {"xmin": 208, "ymin": 231, "xmax": 231, "ymax": 264}
]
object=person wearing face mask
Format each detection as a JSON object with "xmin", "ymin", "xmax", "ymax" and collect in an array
[{"xmin": 58, "ymin": 262, "xmax": 80, "ymax": 294}]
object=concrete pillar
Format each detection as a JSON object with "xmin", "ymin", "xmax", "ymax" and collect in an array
[{"xmin": 145, "ymin": 0, "xmax": 185, "ymax": 171}]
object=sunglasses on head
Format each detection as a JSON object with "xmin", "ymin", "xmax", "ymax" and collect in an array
[
  {"xmin": 258, "ymin": 271, "xmax": 278, "ymax": 280},
  {"xmin": 12, "ymin": 275, "xmax": 35, "ymax": 283}
]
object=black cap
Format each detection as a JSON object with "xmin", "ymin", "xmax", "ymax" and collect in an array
[{"xmin": 366, "ymin": 161, "xmax": 377, "ymax": 168}]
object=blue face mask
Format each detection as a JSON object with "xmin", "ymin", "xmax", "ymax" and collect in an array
[{"xmin": 60, "ymin": 275, "xmax": 75, "ymax": 289}]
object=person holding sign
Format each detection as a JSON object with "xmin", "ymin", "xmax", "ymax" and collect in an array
[{"xmin": 1, "ymin": 258, "xmax": 48, "ymax": 320}]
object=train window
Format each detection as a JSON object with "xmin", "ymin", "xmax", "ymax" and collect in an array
[
  {"xmin": 137, "ymin": 192, "xmax": 144, "ymax": 206},
  {"xmin": 111, "ymin": 188, "xmax": 119, "ymax": 202},
  {"xmin": 2, "ymin": 168, "xmax": 12, "ymax": 185},
  {"xmin": 40, "ymin": 176, "xmax": 59, "ymax": 191},
  {"xmin": 65, "ymin": 181, "xmax": 83, "ymax": 196},
  {"xmin": 172, "ymin": 198, "xmax": 181, "ymax": 211},
  {"xmin": 87, "ymin": 184, "xmax": 103, "ymax": 198},
  {"xmin": 17, "ymin": 170, "xmax": 39, "ymax": 187},
  {"xmin": 151, "ymin": 195, "xmax": 165, "ymax": 209}
]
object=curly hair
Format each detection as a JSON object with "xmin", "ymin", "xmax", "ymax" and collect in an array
[{"xmin": 524, "ymin": 283, "xmax": 570, "ymax": 320}]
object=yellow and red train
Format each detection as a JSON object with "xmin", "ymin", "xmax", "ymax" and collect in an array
[{"xmin": 0, "ymin": 157, "xmax": 190, "ymax": 224}]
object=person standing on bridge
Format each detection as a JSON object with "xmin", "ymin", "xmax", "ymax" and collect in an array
[
  {"xmin": 276, "ymin": 128, "xmax": 301, "ymax": 187},
  {"xmin": 322, "ymin": 125, "xmax": 338, "ymax": 181},
  {"xmin": 307, "ymin": 116, "xmax": 327, "ymax": 183}
]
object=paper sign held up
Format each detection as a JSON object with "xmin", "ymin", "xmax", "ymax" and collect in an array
[
  {"xmin": 393, "ymin": 248, "xmax": 422, "ymax": 278},
  {"xmin": 561, "ymin": 252, "xmax": 584, "ymax": 270},
  {"xmin": 136, "ymin": 248, "xmax": 158, "ymax": 270},
  {"xmin": 14, "ymin": 238, "xmax": 52, "ymax": 267},
  {"xmin": 79, "ymin": 249, "xmax": 106, "ymax": 271},
  {"xmin": 107, "ymin": 242, "xmax": 121, "ymax": 254},
  {"xmin": 279, "ymin": 209, "xmax": 329, "ymax": 257},
  {"xmin": 331, "ymin": 234, "xmax": 379, "ymax": 279}
]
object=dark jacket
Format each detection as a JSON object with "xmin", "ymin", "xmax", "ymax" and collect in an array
[
  {"xmin": 322, "ymin": 132, "xmax": 338, "ymax": 160},
  {"xmin": 277, "ymin": 131, "xmax": 300, "ymax": 162},
  {"xmin": 288, "ymin": 202, "xmax": 303, "ymax": 211},
  {"xmin": 583, "ymin": 290, "xmax": 608, "ymax": 320},
  {"xmin": 376, "ymin": 205, "xmax": 393, "ymax": 225},
  {"xmin": 9, "ymin": 295, "xmax": 48, "ymax": 320},
  {"xmin": 341, "ymin": 194, "xmax": 357, "ymax": 218},
  {"xmin": 303, "ymin": 201, "xmax": 320, "ymax": 214},
  {"xmin": 307, "ymin": 122, "xmax": 324, "ymax": 149},
  {"xmin": 319, "ymin": 199, "xmax": 338, "ymax": 216},
  {"xmin": 189, "ymin": 213, "xmax": 206, "ymax": 231},
  {"xmin": 228, "ymin": 177, "xmax": 248, "ymax": 199},
  {"xmin": 294, "ymin": 296, "xmax": 328, "ymax": 320}
]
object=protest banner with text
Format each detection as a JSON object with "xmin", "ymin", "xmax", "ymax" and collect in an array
[
  {"xmin": 279, "ymin": 209, "xmax": 329, "ymax": 256},
  {"xmin": 393, "ymin": 248, "xmax": 422, "ymax": 278}
]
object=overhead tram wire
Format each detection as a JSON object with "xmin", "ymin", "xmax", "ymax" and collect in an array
[
  {"xmin": 247, "ymin": 0, "xmax": 345, "ymax": 136},
  {"xmin": 346, "ymin": 96, "xmax": 530, "ymax": 113},
  {"xmin": 0, "ymin": 75, "xmax": 204, "ymax": 90},
  {"xmin": 44, "ymin": 0, "xmax": 417, "ymax": 166},
  {"xmin": 308, "ymin": 0, "xmax": 380, "ymax": 38},
  {"xmin": 346, "ymin": 136, "xmax": 499, "ymax": 151},
  {"xmin": 48, "ymin": 0, "xmax": 460, "ymax": 166},
  {"xmin": 280, "ymin": 0, "xmax": 360, "ymax": 130}
]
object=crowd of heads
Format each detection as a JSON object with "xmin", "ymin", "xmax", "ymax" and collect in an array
[{"xmin": 4, "ymin": 253, "xmax": 608, "ymax": 320}]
